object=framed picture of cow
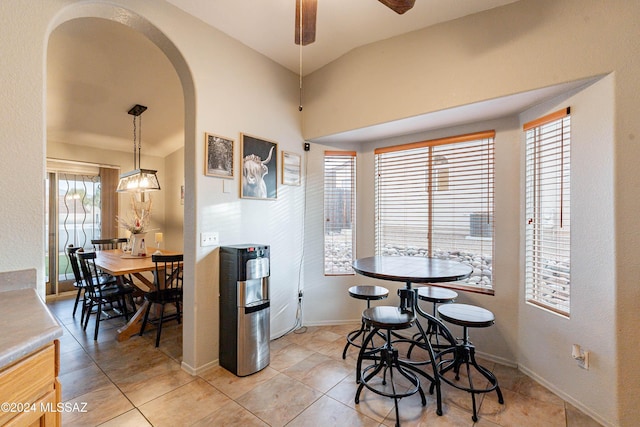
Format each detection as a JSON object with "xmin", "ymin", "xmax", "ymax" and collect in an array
[
  {"xmin": 240, "ymin": 133, "xmax": 278, "ymax": 199},
  {"xmin": 205, "ymin": 132, "xmax": 234, "ymax": 178}
]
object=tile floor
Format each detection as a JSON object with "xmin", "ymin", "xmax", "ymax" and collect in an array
[{"xmin": 47, "ymin": 297, "xmax": 602, "ymax": 426}]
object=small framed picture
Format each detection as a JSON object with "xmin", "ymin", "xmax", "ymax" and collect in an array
[
  {"xmin": 241, "ymin": 133, "xmax": 277, "ymax": 200},
  {"xmin": 205, "ymin": 133, "xmax": 234, "ymax": 178},
  {"xmin": 282, "ymin": 151, "xmax": 301, "ymax": 186}
]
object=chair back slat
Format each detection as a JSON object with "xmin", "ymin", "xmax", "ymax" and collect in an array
[
  {"xmin": 66, "ymin": 245, "xmax": 83, "ymax": 286},
  {"xmin": 77, "ymin": 251, "xmax": 103, "ymax": 298},
  {"xmin": 152, "ymin": 254, "xmax": 184, "ymax": 292},
  {"xmin": 140, "ymin": 253, "xmax": 184, "ymax": 347},
  {"xmin": 92, "ymin": 238, "xmax": 128, "ymax": 251}
]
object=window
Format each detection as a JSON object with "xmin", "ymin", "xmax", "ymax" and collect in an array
[
  {"xmin": 45, "ymin": 163, "xmax": 102, "ymax": 295},
  {"xmin": 375, "ymin": 131, "xmax": 495, "ymax": 291},
  {"xmin": 324, "ymin": 151, "xmax": 356, "ymax": 275},
  {"xmin": 524, "ymin": 108, "xmax": 571, "ymax": 316}
]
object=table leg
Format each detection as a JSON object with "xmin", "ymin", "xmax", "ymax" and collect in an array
[
  {"xmin": 116, "ymin": 272, "xmax": 156, "ymax": 342},
  {"xmin": 116, "ymin": 300, "xmax": 149, "ymax": 342}
]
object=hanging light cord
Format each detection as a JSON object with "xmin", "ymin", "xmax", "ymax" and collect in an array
[
  {"xmin": 298, "ymin": 0, "xmax": 303, "ymax": 112},
  {"xmin": 138, "ymin": 114, "xmax": 142, "ymax": 169},
  {"xmin": 131, "ymin": 114, "xmax": 144, "ymax": 170},
  {"xmin": 132, "ymin": 115, "xmax": 138, "ymax": 170}
]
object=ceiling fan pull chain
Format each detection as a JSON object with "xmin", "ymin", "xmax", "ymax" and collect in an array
[{"xmin": 299, "ymin": 0, "xmax": 303, "ymax": 111}]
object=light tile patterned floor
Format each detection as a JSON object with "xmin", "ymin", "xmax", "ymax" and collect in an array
[{"xmin": 47, "ymin": 298, "xmax": 602, "ymax": 426}]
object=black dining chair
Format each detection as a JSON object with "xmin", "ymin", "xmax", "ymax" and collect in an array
[
  {"xmin": 78, "ymin": 251, "xmax": 135, "ymax": 340},
  {"xmin": 67, "ymin": 245, "xmax": 88, "ymax": 320},
  {"xmin": 91, "ymin": 237, "xmax": 129, "ymax": 250},
  {"xmin": 66, "ymin": 245, "xmax": 118, "ymax": 324},
  {"xmin": 91, "ymin": 237, "xmax": 138, "ymax": 287},
  {"xmin": 139, "ymin": 254, "xmax": 184, "ymax": 347}
]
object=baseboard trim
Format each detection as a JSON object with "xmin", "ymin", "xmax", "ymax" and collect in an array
[
  {"xmin": 518, "ymin": 364, "xmax": 612, "ymax": 427},
  {"xmin": 181, "ymin": 359, "xmax": 218, "ymax": 376}
]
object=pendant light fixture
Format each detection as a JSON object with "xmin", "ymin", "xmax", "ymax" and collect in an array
[{"xmin": 116, "ymin": 104, "xmax": 161, "ymax": 193}]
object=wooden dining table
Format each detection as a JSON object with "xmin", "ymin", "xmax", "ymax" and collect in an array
[{"xmin": 94, "ymin": 248, "xmax": 182, "ymax": 342}]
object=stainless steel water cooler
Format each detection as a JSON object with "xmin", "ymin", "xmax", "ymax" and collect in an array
[{"xmin": 219, "ymin": 244, "xmax": 270, "ymax": 376}]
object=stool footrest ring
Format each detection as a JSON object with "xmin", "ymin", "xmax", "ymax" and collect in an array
[{"xmin": 431, "ymin": 344, "xmax": 504, "ymax": 422}]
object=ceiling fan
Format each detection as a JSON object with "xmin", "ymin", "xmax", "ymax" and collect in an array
[{"xmin": 295, "ymin": 0, "xmax": 416, "ymax": 45}]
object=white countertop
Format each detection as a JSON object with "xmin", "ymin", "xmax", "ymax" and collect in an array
[{"xmin": 0, "ymin": 288, "xmax": 63, "ymax": 369}]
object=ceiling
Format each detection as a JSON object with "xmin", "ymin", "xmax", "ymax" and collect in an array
[
  {"xmin": 165, "ymin": 0, "xmax": 521, "ymax": 76},
  {"xmin": 48, "ymin": 18, "xmax": 184, "ymax": 158},
  {"xmin": 49, "ymin": 0, "xmax": 587, "ymax": 156}
]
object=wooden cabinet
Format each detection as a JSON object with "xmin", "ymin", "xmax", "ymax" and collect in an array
[{"xmin": 0, "ymin": 340, "xmax": 61, "ymax": 427}]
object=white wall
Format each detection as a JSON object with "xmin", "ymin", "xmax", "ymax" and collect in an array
[
  {"xmin": 184, "ymin": 16, "xmax": 305, "ymax": 371},
  {"xmin": 0, "ymin": 0, "xmax": 59, "ymax": 291},
  {"xmin": 163, "ymin": 147, "xmax": 184, "ymax": 252},
  {"xmin": 518, "ymin": 75, "xmax": 615, "ymax": 423},
  {"xmin": 302, "ymin": 142, "xmax": 362, "ymax": 325}
]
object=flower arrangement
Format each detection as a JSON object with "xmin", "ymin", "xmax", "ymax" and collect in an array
[{"xmin": 116, "ymin": 194, "xmax": 152, "ymax": 234}]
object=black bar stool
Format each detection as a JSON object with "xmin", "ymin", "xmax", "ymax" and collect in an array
[
  {"xmin": 342, "ymin": 285, "xmax": 389, "ymax": 359},
  {"xmin": 355, "ymin": 289, "xmax": 428, "ymax": 427},
  {"xmin": 409, "ymin": 286, "xmax": 457, "ymax": 356},
  {"xmin": 432, "ymin": 303, "xmax": 504, "ymax": 422}
]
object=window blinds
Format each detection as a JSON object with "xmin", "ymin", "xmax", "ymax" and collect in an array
[
  {"xmin": 324, "ymin": 151, "xmax": 357, "ymax": 275},
  {"xmin": 375, "ymin": 131, "xmax": 495, "ymax": 290},
  {"xmin": 524, "ymin": 108, "xmax": 571, "ymax": 315}
]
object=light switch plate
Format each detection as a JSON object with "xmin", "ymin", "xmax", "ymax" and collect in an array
[
  {"xmin": 223, "ymin": 180, "xmax": 232, "ymax": 193},
  {"xmin": 200, "ymin": 232, "xmax": 219, "ymax": 247}
]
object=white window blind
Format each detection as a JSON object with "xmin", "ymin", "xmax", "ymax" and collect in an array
[
  {"xmin": 375, "ymin": 131, "xmax": 495, "ymax": 291},
  {"xmin": 324, "ymin": 151, "xmax": 356, "ymax": 275},
  {"xmin": 524, "ymin": 108, "xmax": 571, "ymax": 316}
]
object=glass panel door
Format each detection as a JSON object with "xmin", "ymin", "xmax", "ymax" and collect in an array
[{"xmin": 45, "ymin": 170, "xmax": 102, "ymax": 296}]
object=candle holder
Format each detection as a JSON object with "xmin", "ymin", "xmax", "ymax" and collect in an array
[{"xmin": 154, "ymin": 232, "xmax": 163, "ymax": 254}]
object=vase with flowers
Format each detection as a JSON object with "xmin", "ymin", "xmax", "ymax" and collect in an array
[{"xmin": 116, "ymin": 195, "xmax": 152, "ymax": 256}]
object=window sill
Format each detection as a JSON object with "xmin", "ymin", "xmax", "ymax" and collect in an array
[{"xmin": 325, "ymin": 272, "xmax": 356, "ymax": 277}]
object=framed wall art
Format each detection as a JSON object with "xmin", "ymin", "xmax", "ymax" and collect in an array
[
  {"xmin": 205, "ymin": 132, "xmax": 234, "ymax": 178},
  {"xmin": 282, "ymin": 151, "xmax": 301, "ymax": 186},
  {"xmin": 240, "ymin": 133, "xmax": 277, "ymax": 200}
]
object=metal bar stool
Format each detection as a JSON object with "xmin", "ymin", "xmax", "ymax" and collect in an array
[
  {"xmin": 431, "ymin": 303, "xmax": 504, "ymax": 422},
  {"xmin": 342, "ymin": 285, "xmax": 389, "ymax": 359},
  {"xmin": 408, "ymin": 286, "xmax": 457, "ymax": 357},
  {"xmin": 355, "ymin": 289, "xmax": 428, "ymax": 427}
]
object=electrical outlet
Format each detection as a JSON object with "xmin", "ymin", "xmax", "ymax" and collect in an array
[
  {"xmin": 200, "ymin": 232, "xmax": 219, "ymax": 247},
  {"xmin": 572, "ymin": 344, "xmax": 590, "ymax": 370},
  {"xmin": 577, "ymin": 350, "xmax": 590, "ymax": 369}
]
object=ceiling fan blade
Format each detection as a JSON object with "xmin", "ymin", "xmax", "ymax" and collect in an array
[
  {"xmin": 295, "ymin": 0, "xmax": 317, "ymax": 45},
  {"xmin": 378, "ymin": 0, "xmax": 416, "ymax": 14}
]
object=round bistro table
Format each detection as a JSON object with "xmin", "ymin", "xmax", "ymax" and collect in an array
[
  {"xmin": 351, "ymin": 256, "xmax": 473, "ymax": 418},
  {"xmin": 352, "ymin": 256, "xmax": 472, "ymax": 289}
]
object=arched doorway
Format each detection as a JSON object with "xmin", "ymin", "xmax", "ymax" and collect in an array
[{"xmin": 46, "ymin": 2, "xmax": 196, "ymax": 369}]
